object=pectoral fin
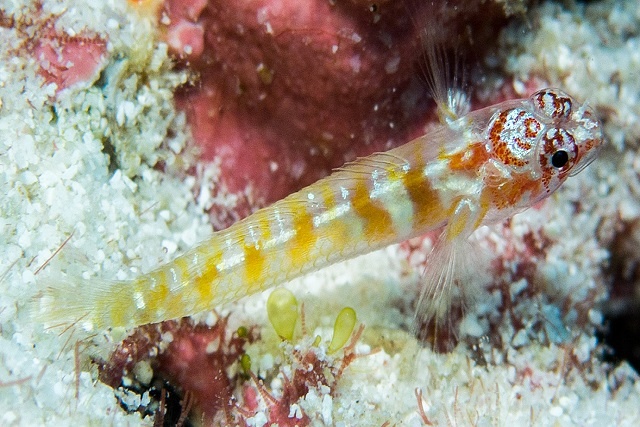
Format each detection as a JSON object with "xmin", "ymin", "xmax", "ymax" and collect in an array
[{"xmin": 413, "ymin": 199, "xmax": 488, "ymax": 349}]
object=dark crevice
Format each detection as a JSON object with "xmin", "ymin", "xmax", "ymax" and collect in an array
[{"xmin": 597, "ymin": 300, "xmax": 640, "ymax": 372}]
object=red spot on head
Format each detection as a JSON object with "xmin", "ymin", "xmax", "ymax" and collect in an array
[
  {"xmin": 532, "ymin": 89, "xmax": 573, "ymax": 120},
  {"xmin": 524, "ymin": 117, "xmax": 541, "ymax": 139},
  {"xmin": 488, "ymin": 109, "xmax": 540, "ymax": 169}
]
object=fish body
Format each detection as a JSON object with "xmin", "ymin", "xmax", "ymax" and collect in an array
[{"xmin": 39, "ymin": 89, "xmax": 603, "ymax": 330}]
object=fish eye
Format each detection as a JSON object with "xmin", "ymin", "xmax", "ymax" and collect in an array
[
  {"xmin": 551, "ymin": 150, "xmax": 569, "ymax": 169},
  {"xmin": 538, "ymin": 128, "xmax": 578, "ymax": 175}
]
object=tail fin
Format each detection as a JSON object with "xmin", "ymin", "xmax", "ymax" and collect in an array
[{"xmin": 31, "ymin": 275, "xmax": 130, "ymax": 332}]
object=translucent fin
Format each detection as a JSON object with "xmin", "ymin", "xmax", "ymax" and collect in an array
[
  {"xmin": 402, "ymin": 0, "xmax": 473, "ymax": 125},
  {"xmin": 31, "ymin": 275, "xmax": 128, "ymax": 331},
  {"xmin": 420, "ymin": 36, "xmax": 470, "ymax": 124},
  {"xmin": 412, "ymin": 234, "xmax": 462, "ymax": 344},
  {"xmin": 331, "ymin": 151, "xmax": 410, "ymax": 178},
  {"xmin": 412, "ymin": 200, "xmax": 489, "ymax": 350},
  {"xmin": 408, "ymin": 16, "xmax": 471, "ymax": 127}
]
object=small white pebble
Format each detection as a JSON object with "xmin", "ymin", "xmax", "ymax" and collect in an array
[
  {"xmin": 247, "ymin": 412, "xmax": 267, "ymax": 427},
  {"xmin": 588, "ymin": 309, "xmax": 603, "ymax": 326},
  {"xmin": 289, "ymin": 403, "xmax": 303, "ymax": 419},
  {"xmin": 2, "ymin": 411, "xmax": 18, "ymax": 424},
  {"xmin": 321, "ymin": 394, "xmax": 333, "ymax": 425},
  {"xmin": 549, "ymin": 406, "xmax": 563, "ymax": 417},
  {"xmin": 133, "ymin": 360, "xmax": 153, "ymax": 386}
]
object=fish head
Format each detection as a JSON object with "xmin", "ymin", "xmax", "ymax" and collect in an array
[{"xmin": 483, "ymin": 88, "xmax": 604, "ymax": 201}]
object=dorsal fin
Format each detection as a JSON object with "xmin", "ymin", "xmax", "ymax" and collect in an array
[
  {"xmin": 418, "ymin": 27, "xmax": 470, "ymax": 125},
  {"xmin": 333, "ymin": 151, "xmax": 410, "ymax": 177},
  {"xmin": 403, "ymin": 1, "xmax": 471, "ymax": 125}
]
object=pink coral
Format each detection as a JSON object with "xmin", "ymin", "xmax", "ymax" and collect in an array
[
  {"xmin": 155, "ymin": 318, "xmax": 251, "ymax": 421},
  {"xmin": 0, "ymin": 6, "xmax": 106, "ymax": 93},
  {"xmin": 33, "ymin": 29, "xmax": 106, "ymax": 92},
  {"xmin": 161, "ymin": 0, "xmax": 509, "ymax": 211}
]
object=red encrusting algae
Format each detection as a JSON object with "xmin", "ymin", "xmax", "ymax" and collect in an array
[
  {"xmin": 100, "ymin": 316, "xmax": 365, "ymax": 424},
  {"xmin": 0, "ymin": 6, "xmax": 106, "ymax": 93},
  {"xmin": 99, "ymin": 316, "xmax": 255, "ymax": 422},
  {"xmin": 158, "ymin": 0, "xmax": 510, "ymax": 214}
]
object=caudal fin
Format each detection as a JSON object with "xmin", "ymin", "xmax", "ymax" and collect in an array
[{"xmin": 31, "ymin": 275, "xmax": 130, "ymax": 332}]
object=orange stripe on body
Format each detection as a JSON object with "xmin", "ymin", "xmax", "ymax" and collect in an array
[
  {"xmin": 444, "ymin": 197, "xmax": 470, "ymax": 240},
  {"xmin": 109, "ymin": 305, "xmax": 127, "ymax": 328},
  {"xmin": 288, "ymin": 208, "xmax": 319, "ymax": 272},
  {"xmin": 487, "ymin": 172, "xmax": 542, "ymax": 209},
  {"xmin": 351, "ymin": 179, "xmax": 393, "ymax": 242},
  {"xmin": 445, "ymin": 141, "xmax": 490, "ymax": 173},
  {"xmin": 475, "ymin": 190, "xmax": 492, "ymax": 229},
  {"xmin": 243, "ymin": 212, "xmax": 272, "ymax": 290},
  {"xmin": 145, "ymin": 271, "xmax": 170, "ymax": 311},
  {"xmin": 320, "ymin": 214, "xmax": 353, "ymax": 256},
  {"xmin": 244, "ymin": 244, "xmax": 266, "ymax": 289},
  {"xmin": 193, "ymin": 247, "xmax": 222, "ymax": 302},
  {"xmin": 287, "ymin": 182, "xmax": 346, "ymax": 271},
  {"xmin": 402, "ymin": 167, "xmax": 447, "ymax": 232}
]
